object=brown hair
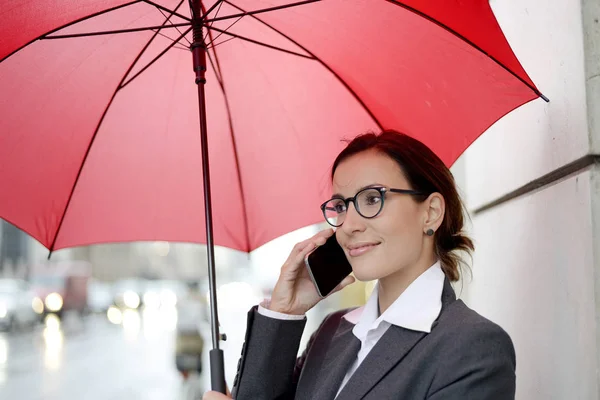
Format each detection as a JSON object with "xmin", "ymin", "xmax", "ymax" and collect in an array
[{"xmin": 331, "ymin": 130, "xmax": 473, "ymax": 281}]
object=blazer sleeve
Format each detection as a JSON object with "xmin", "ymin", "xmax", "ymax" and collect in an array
[
  {"xmin": 231, "ymin": 306, "xmax": 330, "ymax": 400},
  {"xmin": 426, "ymin": 321, "xmax": 516, "ymax": 400}
]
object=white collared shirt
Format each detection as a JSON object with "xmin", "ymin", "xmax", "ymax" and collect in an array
[
  {"xmin": 257, "ymin": 261, "xmax": 445, "ymax": 398},
  {"xmin": 335, "ymin": 261, "xmax": 444, "ymax": 396}
]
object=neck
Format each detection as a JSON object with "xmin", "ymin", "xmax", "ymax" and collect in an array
[{"xmin": 377, "ymin": 253, "xmax": 438, "ymax": 315}]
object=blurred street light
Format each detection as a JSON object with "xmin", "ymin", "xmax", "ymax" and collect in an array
[
  {"xmin": 45, "ymin": 293, "xmax": 63, "ymax": 312},
  {"xmin": 123, "ymin": 291, "xmax": 140, "ymax": 309},
  {"xmin": 32, "ymin": 297, "xmax": 44, "ymax": 314},
  {"xmin": 107, "ymin": 306, "xmax": 123, "ymax": 325}
]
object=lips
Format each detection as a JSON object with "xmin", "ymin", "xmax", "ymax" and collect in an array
[{"xmin": 346, "ymin": 242, "xmax": 380, "ymax": 257}]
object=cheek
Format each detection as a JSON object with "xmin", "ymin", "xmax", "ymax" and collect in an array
[
  {"xmin": 375, "ymin": 206, "xmax": 425, "ymax": 267},
  {"xmin": 377, "ymin": 203, "xmax": 423, "ymax": 240}
]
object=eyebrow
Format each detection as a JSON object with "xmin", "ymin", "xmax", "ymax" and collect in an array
[{"xmin": 332, "ymin": 183, "xmax": 386, "ymax": 198}]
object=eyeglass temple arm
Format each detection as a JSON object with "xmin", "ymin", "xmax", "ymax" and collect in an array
[{"xmin": 388, "ymin": 188, "xmax": 424, "ymax": 195}]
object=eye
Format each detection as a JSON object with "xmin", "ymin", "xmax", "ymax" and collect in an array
[
  {"xmin": 333, "ymin": 202, "xmax": 347, "ymax": 213},
  {"xmin": 364, "ymin": 194, "xmax": 381, "ymax": 206},
  {"xmin": 325, "ymin": 199, "xmax": 346, "ymax": 214}
]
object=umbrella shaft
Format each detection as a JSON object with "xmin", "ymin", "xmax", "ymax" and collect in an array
[
  {"xmin": 192, "ymin": 20, "xmax": 219, "ymax": 351},
  {"xmin": 198, "ymin": 81, "xmax": 219, "ymax": 350}
]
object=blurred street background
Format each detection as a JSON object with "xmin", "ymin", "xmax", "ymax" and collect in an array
[{"xmin": 0, "ymin": 221, "xmax": 371, "ymax": 400}]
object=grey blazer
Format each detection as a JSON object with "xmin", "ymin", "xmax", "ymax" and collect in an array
[{"xmin": 231, "ymin": 279, "xmax": 516, "ymax": 400}]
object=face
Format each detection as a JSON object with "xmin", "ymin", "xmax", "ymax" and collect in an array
[{"xmin": 332, "ymin": 150, "xmax": 430, "ymax": 282}]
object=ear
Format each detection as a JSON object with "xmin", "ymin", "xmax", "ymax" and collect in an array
[{"xmin": 423, "ymin": 193, "xmax": 445, "ymax": 233}]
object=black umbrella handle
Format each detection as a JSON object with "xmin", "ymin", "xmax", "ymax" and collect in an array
[{"xmin": 210, "ymin": 349, "xmax": 227, "ymax": 393}]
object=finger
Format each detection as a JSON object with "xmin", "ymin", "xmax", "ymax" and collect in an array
[
  {"xmin": 289, "ymin": 229, "xmax": 338, "ymax": 271},
  {"xmin": 283, "ymin": 229, "xmax": 334, "ymax": 266},
  {"xmin": 327, "ymin": 275, "xmax": 356, "ymax": 297},
  {"xmin": 303, "ymin": 229, "xmax": 334, "ymax": 251},
  {"xmin": 314, "ymin": 228, "xmax": 335, "ymax": 240},
  {"xmin": 283, "ymin": 239, "xmax": 313, "ymax": 266},
  {"xmin": 295, "ymin": 241, "xmax": 318, "ymax": 266},
  {"xmin": 282, "ymin": 241, "xmax": 316, "ymax": 278}
]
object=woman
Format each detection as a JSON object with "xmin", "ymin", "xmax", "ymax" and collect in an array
[{"xmin": 204, "ymin": 130, "xmax": 515, "ymax": 400}]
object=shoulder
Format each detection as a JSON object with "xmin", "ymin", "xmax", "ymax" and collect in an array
[
  {"xmin": 436, "ymin": 300, "xmax": 515, "ymax": 366},
  {"xmin": 426, "ymin": 301, "xmax": 517, "ymax": 397}
]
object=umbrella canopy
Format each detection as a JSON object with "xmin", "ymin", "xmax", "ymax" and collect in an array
[{"xmin": 0, "ymin": 0, "xmax": 544, "ymax": 254}]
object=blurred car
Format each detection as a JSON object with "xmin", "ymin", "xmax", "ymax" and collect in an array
[
  {"xmin": 0, "ymin": 279, "xmax": 39, "ymax": 331},
  {"xmin": 87, "ymin": 279, "xmax": 114, "ymax": 313},
  {"xmin": 29, "ymin": 261, "xmax": 91, "ymax": 319}
]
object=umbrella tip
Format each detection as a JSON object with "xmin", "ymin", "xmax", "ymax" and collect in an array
[{"xmin": 539, "ymin": 92, "xmax": 550, "ymax": 103}]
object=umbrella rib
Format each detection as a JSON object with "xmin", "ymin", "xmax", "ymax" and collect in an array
[
  {"xmin": 120, "ymin": 27, "xmax": 192, "ymax": 89},
  {"xmin": 205, "ymin": 15, "xmax": 244, "ymax": 47},
  {"xmin": 222, "ymin": 0, "xmax": 384, "ymax": 130},
  {"xmin": 47, "ymin": 4, "xmax": 188, "ymax": 256},
  {"xmin": 1, "ymin": 0, "xmax": 141, "ymax": 63},
  {"xmin": 207, "ymin": 35, "xmax": 236, "ymax": 49},
  {"xmin": 152, "ymin": 5, "xmax": 192, "ymax": 45},
  {"xmin": 384, "ymin": 0, "xmax": 549, "ymax": 102},
  {"xmin": 203, "ymin": 1, "xmax": 225, "ymax": 41},
  {"xmin": 205, "ymin": 25, "xmax": 314, "ymax": 59},
  {"xmin": 205, "ymin": 2, "xmax": 224, "ymax": 41},
  {"xmin": 147, "ymin": 0, "xmax": 191, "ymax": 52},
  {"xmin": 43, "ymin": 22, "xmax": 191, "ymax": 39},
  {"xmin": 204, "ymin": 31, "xmax": 252, "ymax": 252},
  {"xmin": 141, "ymin": 0, "xmax": 192, "ymax": 21},
  {"xmin": 206, "ymin": 45, "xmax": 225, "ymax": 86},
  {"xmin": 147, "ymin": 0, "xmax": 191, "ymax": 50},
  {"xmin": 152, "ymin": 29, "xmax": 191, "ymax": 50},
  {"xmin": 204, "ymin": 0, "xmax": 321, "ymax": 24},
  {"xmin": 200, "ymin": 0, "xmax": 225, "ymax": 21}
]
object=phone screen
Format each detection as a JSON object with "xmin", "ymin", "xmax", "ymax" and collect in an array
[{"xmin": 305, "ymin": 235, "xmax": 353, "ymax": 297}]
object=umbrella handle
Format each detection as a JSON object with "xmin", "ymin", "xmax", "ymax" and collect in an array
[{"xmin": 210, "ymin": 349, "xmax": 227, "ymax": 393}]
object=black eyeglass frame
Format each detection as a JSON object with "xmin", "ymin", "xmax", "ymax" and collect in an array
[{"xmin": 320, "ymin": 187, "xmax": 425, "ymax": 227}]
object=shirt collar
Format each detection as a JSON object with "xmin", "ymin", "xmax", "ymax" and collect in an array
[{"xmin": 343, "ymin": 261, "xmax": 445, "ymax": 337}]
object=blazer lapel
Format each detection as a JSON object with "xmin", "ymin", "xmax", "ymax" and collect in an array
[
  {"xmin": 335, "ymin": 325, "xmax": 427, "ymax": 400},
  {"xmin": 310, "ymin": 318, "xmax": 361, "ymax": 400},
  {"xmin": 336, "ymin": 278, "xmax": 457, "ymax": 400}
]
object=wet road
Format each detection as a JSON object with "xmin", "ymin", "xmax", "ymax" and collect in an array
[
  {"xmin": 0, "ymin": 309, "xmax": 203, "ymax": 400},
  {"xmin": 0, "ymin": 301, "xmax": 328, "ymax": 400}
]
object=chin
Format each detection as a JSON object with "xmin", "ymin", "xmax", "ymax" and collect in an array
[
  {"xmin": 353, "ymin": 272, "xmax": 380, "ymax": 282},
  {"xmin": 350, "ymin": 259, "xmax": 384, "ymax": 282}
]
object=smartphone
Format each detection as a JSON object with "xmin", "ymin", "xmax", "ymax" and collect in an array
[{"xmin": 305, "ymin": 234, "xmax": 353, "ymax": 298}]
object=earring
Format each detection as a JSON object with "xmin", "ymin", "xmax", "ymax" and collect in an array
[{"xmin": 426, "ymin": 229, "xmax": 434, "ymax": 236}]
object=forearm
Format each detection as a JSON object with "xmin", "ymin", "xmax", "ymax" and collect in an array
[{"xmin": 232, "ymin": 307, "xmax": 307, "ymax": 400}]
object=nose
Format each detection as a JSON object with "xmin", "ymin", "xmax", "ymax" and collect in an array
[{"xmin": 340, "ymin": 201, "xmax": 366, "ymax": 234}]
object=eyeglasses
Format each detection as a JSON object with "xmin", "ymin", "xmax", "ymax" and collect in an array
[{"xmin": 320, "ymin": 187, "xmax": 424, "ymax": 227}]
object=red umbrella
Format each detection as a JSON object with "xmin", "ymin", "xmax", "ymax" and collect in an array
[{"xmin": 0, "ymin": 0, "xmax": 546, "ymax": 392}]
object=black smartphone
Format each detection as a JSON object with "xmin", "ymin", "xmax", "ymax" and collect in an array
[{"xmin": 305, "ymin": 234, "xmax": 353, "ymax": 298}]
